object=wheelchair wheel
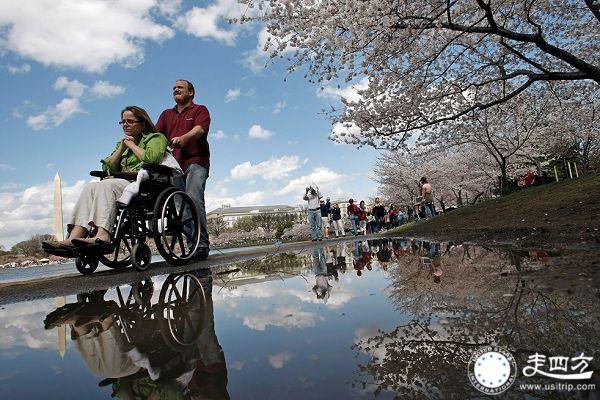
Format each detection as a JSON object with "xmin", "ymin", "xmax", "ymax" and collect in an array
[
  {"xmin": 152, "ymin": 188, "xmax": 199, "ymax": 266},
  {"xmin": 75, "ymin": 255, "xmax": 99, "ymax": 275},
  {"xmin": 132, "ymin": 280, "xmax": 154, "ymax": 305},
  {"xmin": 99, "ymin": 213, "xmax": 132, "ymax": 270},
  {"xmin": 131, "ymin": 242, "xmax": 152, "ymax": 271},
  {"xmin": 157, "ymin": 273, "xmax": 207, "ymax": 350}
]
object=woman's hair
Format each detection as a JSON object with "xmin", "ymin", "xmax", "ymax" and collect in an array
[
  {"xmin": 360, "ymin": 200, "xmax": 365, "ymax": 206},
  {"xmin": 121, "ymin": 105, "xmax": 157, "ymax": 134}
]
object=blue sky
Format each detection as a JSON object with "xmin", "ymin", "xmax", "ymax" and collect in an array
[{"xmin": 0, "ymin": 0, "xmax": 380, "ymax": 249}]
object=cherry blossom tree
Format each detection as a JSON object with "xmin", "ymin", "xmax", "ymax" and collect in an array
[
  {"xmin": 242, "ymin": 0, "xmax": 599, "ymax": 149},
  {"xmin": 542, "ymin": 82, "xmax": 600, "ymax": 175},
  {"xmin": 375, "ymin": 145, "xmax": 495, "ymax": 209}
]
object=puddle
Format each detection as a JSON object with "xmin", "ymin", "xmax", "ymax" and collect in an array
[{"xmin": 0, "ymin": 238, "xmax": 598, "ymax": 399}]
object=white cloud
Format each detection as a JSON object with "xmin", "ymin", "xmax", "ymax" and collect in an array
[
  {"xmin": 0, "ymin": 0, "xmax": 174, "ymax": 72},
  {"xmin": 244, "ymin": 306, "xmax": 317, "ymax": 331},
  {"xmin": 90, "ymin": 81, "xmax": 125, "ymax": 98},
  {"xmin": 0, "ymin": 179, "xmax": 86, "ymax": 249},
  {"xmin": 0, "ymin": 299, "xmax": 58, "ymax": 350},
  {"xmin": 26, "ymin": 98, "xmax": 83, "ymax": 131},
  {"xmin": 0, "ymin": 163, "xmax": 16, "ymax": 171},
  {"xmin": 329, "ymin": 122, "xmax": 363, "ymax": 145},
  {"xmin": 317, "ymin": 77, "xmax": 369, "ymax": 103},
  {"xmin": 177, "ymin": 0, "xmax": 253, "ymax": 45},
  {"xmin": 277, "ymin": 167, "xmax": 345, "ymax": 196},
  {"xmin": 273, "ymin": 100, "xmax": 286, "ymax": 114},
  {"xmin": 53, "ymin": 76, "xmax": 86, "ymax": 98},
  {"xmin": 46, "ymin": 163, "xmax": 55, "ymax": 169},
  {"xmin": 213, "ymin": 130, "xmax": 227, "ymax": 140},
  {"xmin": 7, "ymin": 63, "xmax": 31, "ymax": 74},
  {"xmin": 243, "ymin": 26, "xmax": 297, "ymax": 73},
  {"xmin": 230, "ymin": 155, "xmax": 301, "ymax": 181},
  {"xmin": 268, "ymin": 351, "xmax": 294, "ymax": 369},
  {"xmin": 225, "ymin": 88, "xmax": 241, "ymax": 103},
  {"xmin": 248, "ymin": 124, "xmax": 274, "ymax": 139},
  {"xmin": 0, "ymin": 183, "xmax": 18, "ymax": 190},
  {"xmin": 24, "ymin": 77, "xmax": 124, "ymax": 130},
  {"xmin": 157, "ymin": 0, "xmax": 182, "ymax": 16},
  {"xmin": 205, "ymin": 190, "xmax": 269, "ymax": 212}
]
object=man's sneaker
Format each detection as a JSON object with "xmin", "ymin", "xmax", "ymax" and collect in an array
[{"xmin": 194, "ymin": 248, "xmax": 209, "ymax": 261}]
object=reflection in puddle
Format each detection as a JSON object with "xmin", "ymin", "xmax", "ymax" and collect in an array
[
  {"xmin": 43, "ymin": 270, "xmax": 228, "ymax": 399},
  {"xmin": 0, "ymin": 238, "xmax": 597, "ymax": 399}
]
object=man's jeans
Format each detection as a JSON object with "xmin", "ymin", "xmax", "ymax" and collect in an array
[
  {"xmin": 174, "ymin": 164, "xmax": 209, "ymax": 251},
  {"xmin": 349, "ymin": 215, "xmax": 359, "ymax": 235},
  {"xmin": 424, "ymin": 202, "xmax": 435, "ymax": 219},
  {"xmin": 307, "ymin": 209, "xmax": 322, "ymax": 240}
]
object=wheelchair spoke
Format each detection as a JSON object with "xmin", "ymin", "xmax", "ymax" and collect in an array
[
  {"xmin": 171, "ymin": 285, "xmax": 183, "ymax": 302},
  {"xmin": 123, "ymin": 237, "xmax": 132, "ymax": 252},
  {"xmin": 178, "ymin": 233, "xmax": 185, "ymax": 255},
  {"xmin": 183, "ymin": 276, "xmax": 188, "ymax": 298},
  {"xmin": 177, "ymin": 198, "xmax": 186, "ymax": 221},
  {"xmin": 169, "ymin": 232, "xmax": 178, "ymax": 252}
]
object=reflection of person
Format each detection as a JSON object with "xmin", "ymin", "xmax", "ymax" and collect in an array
[
  {"xmin": 156, "ymin": 80, "xmax": 212, "ymax": 260},
  {"xmin": 304, "ymin": 185, "xmax": 323, "ymax": 241},
  {"xmin": 311, "ymin": 247, "xmax": 332, "ymax": 303},
  {"xmin": 335, "ymin": 243, "xmax": 347, "ymax": 272},
  {"xmin": 44, "ymin": 293, "xmax": 141, "ymax": 379},
  {"xmin": 43, "ymin": 106, "xmax": 167, "ymax": 252}
]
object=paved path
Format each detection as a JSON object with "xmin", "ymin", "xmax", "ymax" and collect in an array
[{"xmin": 0, "ymin": 234, "xmax": 384, "ymax": 305}]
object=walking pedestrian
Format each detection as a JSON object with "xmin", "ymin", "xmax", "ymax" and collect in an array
[{"xmin": 156, "ymin": 79, "xmax": 212, "ymax": 260}]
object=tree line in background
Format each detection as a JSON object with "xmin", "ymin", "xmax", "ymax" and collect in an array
[
  {"xmin": 207, "ymin": 212, "xmax": 302, "ymax": 239},
  {"xmin": 241, "ymin": 0, "xmax": 599, "ymax": 207}
]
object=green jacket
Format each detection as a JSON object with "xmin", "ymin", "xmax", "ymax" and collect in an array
[{"xmin": 102, "ymin": 132, "xmax": 167, "ymax": 174}]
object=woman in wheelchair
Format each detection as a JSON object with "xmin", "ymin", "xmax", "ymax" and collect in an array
[{"xmin": 44, "ymin": 106, "xmax": 167, "ymax": 253}]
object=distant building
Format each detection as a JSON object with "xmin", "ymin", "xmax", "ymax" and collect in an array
[{"xmin": 208, "ymin": 204, "xmax": 304, "ymax": 228}]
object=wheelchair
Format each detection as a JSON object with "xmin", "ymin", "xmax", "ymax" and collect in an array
[
  {"xmin": 73, "ymin": 164, "xmax": 200, "ymax": 275},
  {"xmin": 44, "ymin": 272, "xmax": 209, "ymax": 385}
]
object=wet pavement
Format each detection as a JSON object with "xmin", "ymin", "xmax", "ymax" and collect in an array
[{"xmin": 0, "ymin": 238, "xmax": 598, "ymax": 399}]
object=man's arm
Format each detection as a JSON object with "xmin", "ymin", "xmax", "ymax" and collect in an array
[{"xmin": 170, "ymin": 125, "xmax": 205, "ymax": 148}]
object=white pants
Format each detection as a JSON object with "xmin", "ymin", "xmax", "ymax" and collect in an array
[
  {"xmin": 69, "ymin": 178, "xmax": 130, "ymax": 233},
  {"xmin": 332, "ymin": 219, "xmax": 344, "ymax": 236}
]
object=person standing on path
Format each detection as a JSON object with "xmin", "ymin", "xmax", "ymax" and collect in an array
[
  {"xmin": 304, "ymin": 185, "xmax": 323, "ymax": 241},
  {"xmin": 331, "ymin": 203, "xmax": 344, "ymax": 237},
  {"xmin": 371, "ymin": 198, "xmax": 386, "ymax": 232},
  {"xmin": 347, "ymin": 199, "xmax": 360, "ymax": 236},
  {"xmin": 320, "ymin": 198, "xmax": 332, "ymax": 238},
  {"xmin": 155, "ymin": 80, "xmax": 211, "ymax": 260},
  {"xmin": 420, "ymin": 177, "xmax": 436, "ymax": 220}
]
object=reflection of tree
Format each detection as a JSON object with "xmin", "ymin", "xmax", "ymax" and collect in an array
[{"xmin": 353, "ymin": 241, "xmax": 600, "ymax": 398}]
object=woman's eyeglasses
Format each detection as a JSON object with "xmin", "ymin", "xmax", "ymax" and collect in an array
[{"xmin": 119, "ymin": 119, "xmax": 141, "ymax": 126}]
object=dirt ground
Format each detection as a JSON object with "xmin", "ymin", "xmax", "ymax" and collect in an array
[{"xmin": 389, "ymin": 173, "xmax": 600, "ymax": 291}]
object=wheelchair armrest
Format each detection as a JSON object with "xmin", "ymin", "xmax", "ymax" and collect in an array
[
  {"xmin": 143, "ymin": 164, "xmax": 174, "ymax": 177},
  {"xmin": 90, "ymin": 170, "xmax": 108, "ymax": 179},
  {"xmin": 114, "ymin": 172, "xmax": 138, "ymax": 181}
]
